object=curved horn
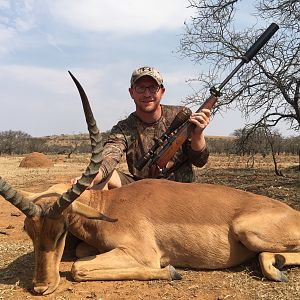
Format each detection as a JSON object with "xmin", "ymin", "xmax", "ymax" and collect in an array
[
  {"xmin": 0, "ymin": 177, "xmax": 42, "ymax": 217},
  {"xmin": 46, "ymin": 71, "xmax": 103, "ymax": 218}
]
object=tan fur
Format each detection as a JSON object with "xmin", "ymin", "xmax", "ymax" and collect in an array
[{"xmin": 22, "ymin": 179, "xmax": 300, "ymax": 295}]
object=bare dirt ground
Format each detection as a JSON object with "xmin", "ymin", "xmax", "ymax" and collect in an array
[{"xmin": 0, "ymin": 153, "xmax": 299, "ymax": 300}]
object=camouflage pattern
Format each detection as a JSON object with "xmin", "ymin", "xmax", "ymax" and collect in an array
[
  {"xmin": 99, "ymin": 104, "xmax": 209, "ymax": 183},
  {"xmin": 130, "ymin": 66, "xmax": 163, "ymax": 87}
]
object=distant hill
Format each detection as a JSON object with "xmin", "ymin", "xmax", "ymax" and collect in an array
[
  {"xmin": 32, "ymin": 133, "xmax": 236, "ymax": 155},
  {"xmin": 44, "ymin": 133, "xmax": 90, "ymax": 147},
  {"xmin": 41, "ymin": 133, "xmax": 236, "ymax": 147}
]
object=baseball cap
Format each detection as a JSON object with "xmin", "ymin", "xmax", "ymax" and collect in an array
[{"xmin": 130, "ymin": 66, "xmax": 163, "ymax": 87}]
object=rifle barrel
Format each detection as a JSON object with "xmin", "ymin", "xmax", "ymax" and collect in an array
[
  {"xmin": 243, "ymin": 23, "xmax": 279, "ymax": 62},
  {"xmin": 219, "ymin": 23, "xmax": 279, "ymax": 91}
]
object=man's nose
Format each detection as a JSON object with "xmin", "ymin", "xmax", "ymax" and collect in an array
[{"xmin": 144, "ymin": 87, "xmax": 152, "ymax": 96}]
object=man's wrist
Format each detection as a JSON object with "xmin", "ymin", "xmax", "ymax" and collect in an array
[{"xmin": 190, "ymin": 132, "xmax": 206, "ymax": 152}]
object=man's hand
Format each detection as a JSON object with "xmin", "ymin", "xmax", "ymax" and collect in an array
[
  {"xmin": 189, "ymin": 108, "xmax": 211, "ymax": 151},
  {"xmin": 70, "ymin": 176, "xmax": 81, "ymax": 185},
  {"xmin": 70, "ymin": 170, "xmax": 103, "ymax": 189},
  {"xmin": 189, "ymin": 108, "xmax": 211, "ymax": 134}
]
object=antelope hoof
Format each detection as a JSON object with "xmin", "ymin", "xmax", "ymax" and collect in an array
[
  {"xmin": 168, "ymin": 265, "xmax": 182, "ymax": 280},
  {"xmin": 33, "ymin": 285, "xmax": 48, "ymax": 294},
  {"xmin": 33, "ymin": 279, "xmax": 60, "ymax": 295},
  {"xmin": 34, "ymin": 284, "xmax": 57, "ymax": 295},
  {"xmin": 276, "ymin": 269, "xmax": 288, "ymax": 282},
  {"xmin": 273, "ymin": 254, "xmax": 288, "ymax": 282}
]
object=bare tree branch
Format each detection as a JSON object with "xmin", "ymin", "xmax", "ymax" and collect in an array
[{"xmin": 180, "ymin": 0, "xmax": 300, "ymax": 134}]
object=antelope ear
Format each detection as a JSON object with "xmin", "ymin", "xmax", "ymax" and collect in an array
[{"xmin": 68, "ymin": 201, "xmax": 118, "ymax": 222}]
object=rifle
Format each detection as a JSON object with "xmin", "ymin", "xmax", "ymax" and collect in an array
[{"xmin": 135, "ymin": 23, "xmax": 279, "ymax": 178}]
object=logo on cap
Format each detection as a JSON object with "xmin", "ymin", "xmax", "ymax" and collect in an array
[{"xmin": 130, "ymin": 66, "xmax": 163, "ymax": 87}]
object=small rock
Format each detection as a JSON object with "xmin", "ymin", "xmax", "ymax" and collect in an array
[{"xmin": 11, "ymin": 212, "xmax": 21, "ymax": 217}]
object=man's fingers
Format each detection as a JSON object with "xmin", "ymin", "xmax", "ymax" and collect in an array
[
  {"xmin": 189, "ymin": 109, "xmax": 211, "ymax": 133},
  {"xmin": 70, "ymin": 176, "xmax": 81, "ymax": 185}
]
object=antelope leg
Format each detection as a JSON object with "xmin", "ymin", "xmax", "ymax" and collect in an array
[
  {"xmin": 71, "ymin": 248, "xmax": 181, "ymax": 281},
  {"xmin": 259, "ymin": 252, "xmax": 300, "ymax": 282}
]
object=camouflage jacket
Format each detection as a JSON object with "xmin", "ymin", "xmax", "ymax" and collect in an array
[{"xmin": 99, "ymin": 104, "xmax": 209, "ymax": 182}]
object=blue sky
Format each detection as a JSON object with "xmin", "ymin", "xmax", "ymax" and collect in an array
[{"xmin": 0, "ymin": 0, "xmax": 292, "ymax": 137}]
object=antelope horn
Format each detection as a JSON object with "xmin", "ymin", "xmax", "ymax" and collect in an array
[
  {"xmin": 0, "ymin": 177, "xmax": 42, "ymax": 217},
  {"xmin": 46, "ymin": 71, "xmax": 103, "ymax": 218}
]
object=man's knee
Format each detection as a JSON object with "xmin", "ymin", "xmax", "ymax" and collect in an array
[
  {"xmin": 92, "ymin": 170, "xmax": 122, "ymax": 190},
  {"xmin": 107, "ymin": 170, "xmax": 122, "ymax": 189}
]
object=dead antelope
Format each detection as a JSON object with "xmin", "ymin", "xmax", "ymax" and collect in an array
[{"xmin": 1, "ymin": 73, "xmax": 300, "ymax": 296}]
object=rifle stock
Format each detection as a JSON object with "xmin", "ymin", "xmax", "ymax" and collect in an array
[{"xmin": 149, "ymin": 94, "xmax": 218, "ymax": 177}]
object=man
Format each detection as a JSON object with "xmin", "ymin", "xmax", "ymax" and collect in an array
[{"xmin": 74, "ymin": 66, "xmax": 210, "ymax": 189}]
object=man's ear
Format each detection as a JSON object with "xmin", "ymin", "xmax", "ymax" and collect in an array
[{"xmin": 129, "ymin": 87, "xmax": 134, "ymax": 99}]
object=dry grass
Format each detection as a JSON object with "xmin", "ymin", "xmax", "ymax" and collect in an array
[{"xmin": 0, "ymin": 153, "xmax": 299, "ymax": 299}]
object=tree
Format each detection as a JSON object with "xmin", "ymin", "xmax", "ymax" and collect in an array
[
  {"xmin": 180, "ymin": 0, "xmax": 300, "ymax": 133},
  {"xmin": 233, "ymin": 127, "xmax": 267, "ymax": 157},
  {"xmin": 264, "ymin": 126, "xmax": 284, "ymax": 175},
  {"xmin": 233, "ymin": 126, "xmax": 284, "ymax": 174},
  {"xmin": 0, "ymin": 130, "xmax": 32, "ymax": 154}
]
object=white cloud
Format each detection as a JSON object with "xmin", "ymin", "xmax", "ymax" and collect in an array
[
  {"xmin": 0, "ymin": 64, "xmax": 112, "ymax": 136},
  {"xmin": 49, "ymin": 0, "xmax": 191, "ymax": 34},
  {"xmin": 0, "ymin": 0, "xmax": 35, "ymax": 30},
  {"xmin": 0, "ymin": 25, "xmax": 15, "ymax": 48},
  {"xmin": 0, "ymin": 0, "xmax": 37, "ymax": 56},
  {"xmin": 0, "ymin": 0, "xmax": 192, "ymax": 58},
  {"xmin": 0, "ymin": 0, "xmax": 10, "ymax": 9},
  {"xmin": 164, "ymin": 70, "xmax": 193, "ymax": 85},
  {"xmin": 0, "ymin": 65, "xmax": 68, "ymax": 91},
  {"xmin": 0, "ymin": 64, "xmax": 106, "ymax": 96}
]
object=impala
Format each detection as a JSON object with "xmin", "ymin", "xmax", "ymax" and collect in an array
[{"xmin": 0, "ymin": 72, "xmax": 299, "ymax": 295}]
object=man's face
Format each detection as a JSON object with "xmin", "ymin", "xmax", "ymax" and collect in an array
[{"xmin": 129, "ymin": 76, "xmax": 165, "ymax": 115}]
